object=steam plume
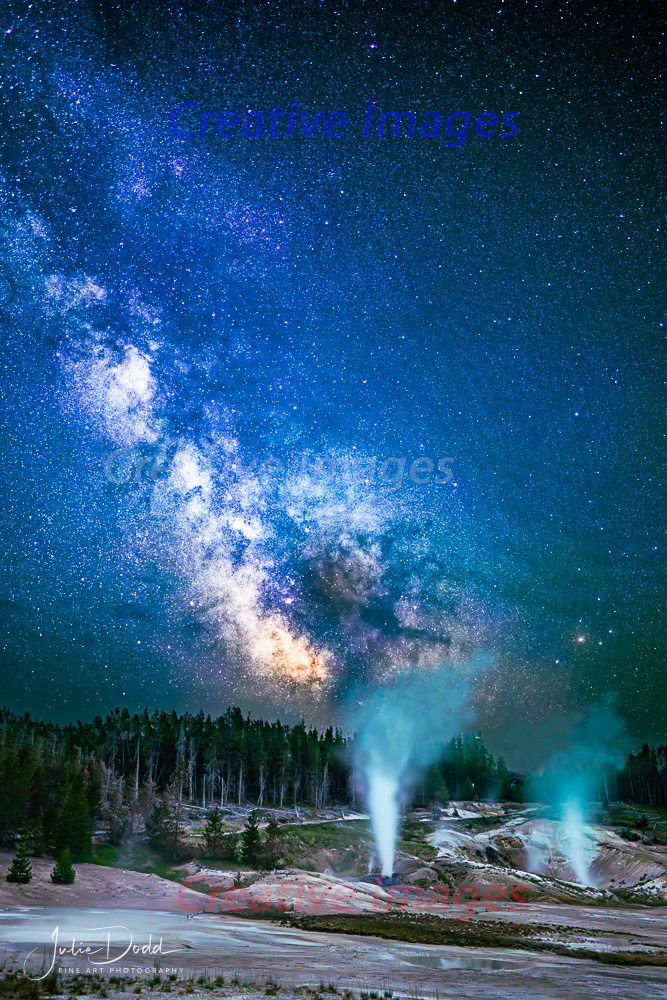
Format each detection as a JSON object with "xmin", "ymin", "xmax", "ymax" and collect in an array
[{"xmin": 349, "ymin": 657, "xmax": 487, "ymax": 876}]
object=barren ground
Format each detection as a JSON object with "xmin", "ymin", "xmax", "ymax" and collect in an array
[{"xmin": 1, "ymin": 850, "xmax": 667, "ymax": 1000}]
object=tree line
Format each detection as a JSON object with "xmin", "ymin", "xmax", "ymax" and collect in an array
[
  {"xmin": 0, "ymin": 704, "xmax": 350, "ymax": 857},
  {"xmin": 0, "ymin": 705, "xmax": 664, "ymax": 860},
  {"xmin": 605, "ymin": 743, "xmax": 667, "ymax": 807}
]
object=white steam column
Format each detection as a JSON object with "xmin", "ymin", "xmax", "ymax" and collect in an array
[{"xmin": 367, "ymin": 771, "xmax": 400, "ymax": 877}]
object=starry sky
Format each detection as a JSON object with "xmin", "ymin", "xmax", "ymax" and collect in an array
[{"xmin": 0, "ymin": 1, "xmax": 663, "ymax": 765}]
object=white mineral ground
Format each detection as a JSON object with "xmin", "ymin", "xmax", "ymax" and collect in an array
[{"xmin": 1, "ymin": 803, "xmax": 666, "ymax": 1000}]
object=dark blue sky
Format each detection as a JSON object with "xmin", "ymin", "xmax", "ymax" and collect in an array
[{"xmin": 0, "ymin": 1, "xmax": 663, "ymax": 765}]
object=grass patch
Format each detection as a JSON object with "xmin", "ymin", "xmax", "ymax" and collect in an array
[
  {"xmin": 400, "ymin": 819, "xmax": 436, "ymax": 839},
  {"xmin": 138, "ymin": 859, "xmax": 184, "ymax": 882},
  {"xmin": 459, "ymin": 815, "xmax": 507, "ymax": 833},
  {"xmin": 90, "ymin": 844, "xmax": 119, "ymax": 867},
  {"xmin": 89, "ymin": 843, "xmax": 185, "ymax": 882},
  {"xmin": 395, "ymin": 840, "xmax": 437, "ymax": 863},
  {"xmin": 280, "ymin": 912, "xmax": 667, "ymax": 966},
  {"xmin": 289, "ymin": 822, "xmax": 370, "ymax": 850},
  {"xmin": 611, "ymin": 888, "xmax": 667, "ymax": 907}
]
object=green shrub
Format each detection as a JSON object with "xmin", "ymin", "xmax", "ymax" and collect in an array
[
  {"xmin": 6, "ymin": 842, "xmax": 32, "ymax": 884},
  {"xmin": 51, "ymin": 848, "xmax": 76, "ymax": 884}
]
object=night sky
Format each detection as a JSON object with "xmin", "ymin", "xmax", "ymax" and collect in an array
[{"xmin": 0, "ymin": 1, "xmax": 663, "ymax": 766}]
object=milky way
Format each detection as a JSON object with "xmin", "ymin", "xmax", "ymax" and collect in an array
[{"xmin": 0, "ymin": 1, "xmax": 663, "ymax": 762}]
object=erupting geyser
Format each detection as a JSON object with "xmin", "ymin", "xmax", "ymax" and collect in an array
[
  {"xmin": 562, "ymin": 798, "xmax": 595, "ymax": 886},
  {"xmin": 350, "ymin": 663, "xmax": 478, "ymax": 883},
  {"xmin": 367, "ymin": 770, "xmax": 400, "ymax": 877}
]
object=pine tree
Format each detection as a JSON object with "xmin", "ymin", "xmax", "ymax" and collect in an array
[
  {"xmin": 21, "ymin": 818, "xmax": 45, "ymax": 856},
  {"xmin": 423, "ymin": 764, "xmax": 450, "ymax": 806},
  {"xmin": 259, "ymin": 816, "xmax": 283, "ymax": 870},
  {"xmin": 0, "ymin": 748, "xmax": 28, "ymax": 842},
  {"xmin": 202, "ymin": 806, "xmax": 225, "ymax": 856},
  {"xmin": 146, "ymin": 800, "xmax": 177, "ymax": 851},
  {"xmin": 6, "ymin": 841, "xmax": 32, "ymax": 884},
  {"xmin": 57, "ymin": 768, "xmax": 92, "ymax": 861},
  {"xmin": 145, "ymin": 788, "xmax": 185, "ymax": 860},
  {"xmin": 51, "ymin": 848, "xmax": 76, "ymax": 885},
  {"xmin": 241, "ymin": 810, "xmax": 261, "ymax": 868}
]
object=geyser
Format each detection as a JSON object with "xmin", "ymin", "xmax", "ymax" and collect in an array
[
  {"xmin": 367, "ymin": 770, "xmax": 400, "ymax": 877},
  {"xmin": 562, "ymin": 798, "xmax": 595, "ymax": 886},
  {"xmin": 525, "ymin": 706, "xmax": 630, "ymax": 888},
  {"xmin": 349, "ymin": 661, "xmax": 482, "ymax": 880}
]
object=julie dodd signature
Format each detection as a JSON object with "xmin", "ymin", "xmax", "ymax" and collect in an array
[{"xmin": 25, "ymin": 925, "xmax": 182, "ymax": 981}]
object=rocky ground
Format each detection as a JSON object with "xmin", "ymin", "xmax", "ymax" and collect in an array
[
  {"xmin": 421, "ymin": 801, "xmax": 667, "ymax": 903},
  {"xmin": 181, "ymin": 800, "xmax": 667, "ymax": 909},
  {"xmin": 0, "ymin": 802, "xmax": 666, "ymax": 999}
]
